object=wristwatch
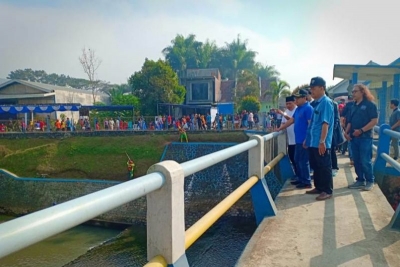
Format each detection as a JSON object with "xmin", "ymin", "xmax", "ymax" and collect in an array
[{"xmin": 319, "ymin": 140, "xmax": 325, "ymax": 144}]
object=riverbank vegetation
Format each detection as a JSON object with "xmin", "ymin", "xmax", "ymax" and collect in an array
[{"xmin": 0, "ymin": 132, "xmax": 248, "ymax": 180}]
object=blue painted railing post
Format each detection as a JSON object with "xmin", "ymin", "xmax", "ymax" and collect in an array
[
  {"xmin": 373, "ymin": 124, "xmax": 391, "ymax": 181},
  {"xmin": 249, "ymin": 135, "xmax": 277, "ymax": 225},
  {"xmin": 146, "ymin": 161, "xmax": 189, "ymax": 267}
]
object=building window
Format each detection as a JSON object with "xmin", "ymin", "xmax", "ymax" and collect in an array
[{"xmin": 191, "ymin": 83, "xmax": 209, "ymax": 101}]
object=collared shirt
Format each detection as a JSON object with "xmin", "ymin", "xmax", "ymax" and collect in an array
[
  {"xmin": 293, "ymin": 102, "xmax": 313, "ymax": 144},
  {"xmin": 389, "ymin": 108, "xmax": 400, "ymax": 132},
  {"xmin": 349, "ymin": 98, "xmax": 378, "ymax": 138},
  {"xmin": 281, "ymin": 106, "xmax": 297, "ymax": 145},
  {"xmin": 306, "ymin": 95, "xmax": 334, "ymax": 149}
]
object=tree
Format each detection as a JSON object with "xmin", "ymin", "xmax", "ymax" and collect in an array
[
  {"xmin": 239, "ymin": 96, "xmax": 261, "ymax": 113},
  {"xmin": 292, "ymin": 83, "xmax": 309, "ymax": 95},
  {"xmin": 196, "ymin": 40, "xmax": 218, "ymax": 69},
  {"xmin": 234, "ymin": 70, "xmax": 260, "ymax": 101},
  {"xmin": 128, "ymin": 59, "xmax": 185, "ymax": 115},
  {"xmin": 218, "ymin": 35, "xmax": 257, "ymax": 80},
  {"xmin": 254, "ymin": 63, "xmax": 280, "ymax": 80},
  {"xmin": 162, "ymin": 34, "xmax": 202, "ymax": 72},
  {"xmin": 264, "ymin": 80, "xmax": 291, "ymax": 108},
  {"xmin": 79, "ymin": 47, "xmax": 102, "ymax": 104}
]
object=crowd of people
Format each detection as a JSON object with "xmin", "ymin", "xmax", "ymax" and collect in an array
[{"xmin": 276, "ymin": 76, "xmax": 379, "ymax": 202}]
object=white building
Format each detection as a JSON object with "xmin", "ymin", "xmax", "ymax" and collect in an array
[{"xmin": 0, "ymin": 79, "xmax": 109, "ymax": 120}]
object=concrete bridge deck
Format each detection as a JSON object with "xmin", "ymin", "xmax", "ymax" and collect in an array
[{"xmin": 237, "ymin": 155, "xmax": 400, "ymax": 267}]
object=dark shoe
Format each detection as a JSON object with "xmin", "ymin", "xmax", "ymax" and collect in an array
[
  {"xmin": 291, "ymin": 181, "xmax": 301, "ymax": 185},
  {"xmin": 363, "ymin": 182, "xmax": 374, "ymax": 191},
  {"xmin": 393, "ymin": 157, "xmax": 398, "ymax": 160},
  {"xmin": 348, "ymin": 181, "xmax": 366, "ymax": 189},
  {"xmin": 306, "ymin": 188, "xmax": 321, "ymax": 194},
  {"xmin": 296, "ymin": 183, "xmax": 312, "ymax": 189},
  {"xmin": 316, "ymin": 192, "xmax": 332, "ymax": 201}
]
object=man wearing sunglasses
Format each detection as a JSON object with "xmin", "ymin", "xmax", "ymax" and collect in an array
[{"xmin": 346, "ymin": 84, "xmax": 378, "ymax": 191}]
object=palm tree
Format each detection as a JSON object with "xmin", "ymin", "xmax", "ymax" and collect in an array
[
  {"xmin": 254, "ymin": 63, "xmax": 280, "ymax": 80},
  {"xmin": 218, "ymin": 35, "xmax": 257, "ymax": 80},
  {"xmin": 196, "ymin": 40, "xmax": 218, "ymax": 69},
  {"xmin": 162, "ymin": 34, "xmax": 202, "ymax": 72},
  {"xmin": 292, "ymin": 84, "xmax": 309, "ymax": 95},
  {"xmin": 264, "ymin": 80, "xmax": 291, "ymax": 108}
]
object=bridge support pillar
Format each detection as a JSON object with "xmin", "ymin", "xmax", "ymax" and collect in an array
[
  {"xmin": 249, "ymin": 135, "xmax": 277, "ymax": 225},
  {"xmin": 146, "ymin": 161, "xmax": 189, "ymax": 267}
]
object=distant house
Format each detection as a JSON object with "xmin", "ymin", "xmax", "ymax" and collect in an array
[
  {"xmin": 178, "ymin": 68, "xmax": 277, "ymax": 113},
  {"xmin": 0, "ymin": 79, "xmax": 109, "ymax": 120},
  {"xmin": 179, "ymin": 68, "xmax": 222, "ymax": 105}
]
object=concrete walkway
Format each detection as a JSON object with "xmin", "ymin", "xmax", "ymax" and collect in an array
[{"xmin": 237, "ymin": 155, "xmax": 400, "ymax": 267}]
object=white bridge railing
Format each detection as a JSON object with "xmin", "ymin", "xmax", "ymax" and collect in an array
[{"xmin": 0, "ymin": 131, "xmax": 289, "ymax": 266}]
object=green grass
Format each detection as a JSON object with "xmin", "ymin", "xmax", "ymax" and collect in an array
[{"xmin": 0, "ymin": 132, "xmax": 248, "ymax": 181}]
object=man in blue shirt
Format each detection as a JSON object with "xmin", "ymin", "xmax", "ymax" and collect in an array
[
  {"xmin": 305, "ymin": 77, "xmax": 334, "ymax": 201},
  {"xmin": 276, "ymin": 89, "xmax": 313, "ymax": 188}
]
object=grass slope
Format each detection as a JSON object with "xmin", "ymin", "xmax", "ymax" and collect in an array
[{"xmin": 0, "ymin": 132, "xmax": 248, "ymax": 181}]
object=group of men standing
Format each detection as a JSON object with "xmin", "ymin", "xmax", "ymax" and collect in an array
[{"xmin": 276, "ymin": 76, "xmax": 378, "ymax": 201}]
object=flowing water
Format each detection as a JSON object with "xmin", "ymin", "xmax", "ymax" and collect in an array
[
  {"xmin": 0, "ymin": 214, "xmax": 256, "ymax": 267},
  {"xmin": 0, "ymin": 215, "xmax": 121, "ymax": 267},
  {"xmin": 64, "ymin": 215, "xmax": 256, "ymax": 267}
]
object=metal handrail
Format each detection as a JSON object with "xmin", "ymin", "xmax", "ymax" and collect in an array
[
  {"xmin": 380, "ymin": 152, "xmax": 400, "ymax": 173},
  {"xmin": 0, "ymin": 172, "xmax": 165, "ymax": 259},
  {"xmin": 145, "ymin": 135, "xmax": 284, "ymax": 267},
  {"xmin": 184, "ymin": 152, "xmax": 284, "ymax": 250},
  {"xmin": 382, "ymin": 128, "xmax": 400, "ymax": 139},
  {"xmin": 0, "ymin": 131, "xmax": 283, "ymax": 264},
  {"xmin": 180, "ymin": 139, "xmax": 258, "ymax": 177}
]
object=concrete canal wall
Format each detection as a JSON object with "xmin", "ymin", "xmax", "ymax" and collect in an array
[{"xmin": 0, "ymin": 142, "xmax": 284, "ymax": 225}]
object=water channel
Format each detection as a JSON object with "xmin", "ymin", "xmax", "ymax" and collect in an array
[{"xmin": 0, "ymin": 214, "xmax": 256, "ymax": 266}]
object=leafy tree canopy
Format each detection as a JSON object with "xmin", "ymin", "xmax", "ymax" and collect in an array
[
  {"xmin": 234, "ymin": 70, "xmax": 260, "ymax": 105},
  {"xmin": 239, "ymin": 96, "xmax": 261, "ymax": 113},
  {"xmin": 128, "ymin": 59, "xmax": 185, "ymax": 115},
  {"xmin": 264, "ymin": 80, "xmax": 291, "ymax": 108},
  {"xmin": 162, "ymin": 34, "xmax": 279, "ymax": 81}
]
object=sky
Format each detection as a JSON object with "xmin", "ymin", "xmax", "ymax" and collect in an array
[{"xmin": 0, "ymin": 0, "xmax": 399, "ymax": 88}]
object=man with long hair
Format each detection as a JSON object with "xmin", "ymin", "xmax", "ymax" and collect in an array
[{"xmin": 346, "ymin": 84, "xmax": 378, "ymax": 191}]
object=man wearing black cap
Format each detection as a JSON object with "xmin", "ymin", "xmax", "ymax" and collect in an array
[
  {"xmin": 305, "ymin": 77, "xmax": 334, "ymax": 201},
  {"xmin": 276, "ymin": 89, "xmax": 313, "ymax": 188},
  {"xmin": 278, "ymin": 96, "xmax": 298, "ymax": 176}
]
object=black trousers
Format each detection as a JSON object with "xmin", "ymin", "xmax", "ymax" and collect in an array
[
  {"xmin": 309, "ymin": 147, "xmax": 333, "ymax": 194},
  {"xmin": 331, "ymin": 145, "xmax": 338, "ymax": 170},
  {"xmin": 288, "ymin": 144, "xmax": 297, "ymax": 174}
]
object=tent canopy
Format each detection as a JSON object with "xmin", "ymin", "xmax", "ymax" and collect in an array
[
  {"xmin": 0, "ymin": 103, "xmax": 81, "ymax": 114},
  {"xmin": 80, "ymin": 105, "xmax": 134, "ymax": 111}
]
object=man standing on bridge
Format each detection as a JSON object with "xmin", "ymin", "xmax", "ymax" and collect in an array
[
  {"xmin": 305, "ymin": 77, "xmax": 334, "ymax": 201},
  {"xmin": 346, "ymin": 84, "xmax": 378, "ymax": 191},
  {"xmin": 276, "ymin": 89, "xmax": 313, "ymax": 189}
]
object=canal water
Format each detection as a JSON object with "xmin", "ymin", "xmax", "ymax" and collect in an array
[
  {"xmin": 0, "ymin": 215, "xmax": 121, "ymax": 267},
  {"xmin": 0, "ymin": 214, "xmax": 256, "ymax": 266}
]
